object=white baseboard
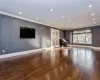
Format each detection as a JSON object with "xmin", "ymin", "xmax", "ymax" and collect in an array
[
  {"xmin": 0, "ymin": 47, "xmax": 51, "ymax": 59},
  {"xmin": 1, "ymin": 45, "xmax": 100, "ymax": 60},
  {"xmin": 68, "ymin": 45, "xmax": 100, "ymax": 51}
]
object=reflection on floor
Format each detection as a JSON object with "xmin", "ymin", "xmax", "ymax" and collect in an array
[{"xmin": 0, "ymin": 47, "xmax": 100, "ymax": 80}]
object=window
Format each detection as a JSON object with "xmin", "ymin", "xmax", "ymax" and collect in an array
[
  {"xmin": 73, "ymin": 29, "xmax": 92, "ymax": 44},
  {"xmin": 73, "ymin": 35, "xmax": 78, "ymax": 43}
]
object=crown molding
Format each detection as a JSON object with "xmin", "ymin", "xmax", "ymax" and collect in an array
[{"xmin": 0, "ymin": 10, "xmax": 53, "ymax": 27}]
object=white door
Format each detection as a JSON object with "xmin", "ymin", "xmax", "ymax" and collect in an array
[{"xmin": 51, "ymin": 28, "xmax": 60, "ymax": 47}]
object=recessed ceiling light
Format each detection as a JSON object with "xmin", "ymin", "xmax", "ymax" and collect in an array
[
  {"xmin": 47, "ymin": 22, "xmax": 50, "ymax": 23},
  {"xmin": 93, "ymin": 18, "xmax": 95, "ymax": 20},
  {"xmin": 94, "ymin": 22, "xmax": 96, "ymax": 24},
  {"xmin": 89, "ymin": 4, "xmax": 92, "ymax": 8},
  {"xmin": 19, "ymin": 12, "xmax": 22, "ymax": 15},
  {"xmin": 50, "ymin": 9, "xmax": 53, "ymax": 12},
  {"xmin": 91, "ymin": 13, "xmax": 95, "ymax": 16},
  {"xmin": 36, "ymin": 18, "xmax": 39, "ymax": 20},
  {"xmin": 69, "ymin": 20, "xmax": 71, "ymax": 22},
  {"xmin": 62, "ymin": 16, "xmax": 64, "ymax": 18}
]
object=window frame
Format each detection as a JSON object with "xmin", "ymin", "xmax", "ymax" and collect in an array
[{"xmin": 72, "ymin": 29, "xmax": 92, "ymax": 45}]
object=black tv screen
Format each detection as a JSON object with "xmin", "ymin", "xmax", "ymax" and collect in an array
[{"xmin": 20, "ymin": 27, "xmax": 35, "ymax": 38}]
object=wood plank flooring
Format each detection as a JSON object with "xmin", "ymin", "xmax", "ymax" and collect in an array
[{"xmin": 0, "ymin": 47, "xmax": 100, "ymax": 80}]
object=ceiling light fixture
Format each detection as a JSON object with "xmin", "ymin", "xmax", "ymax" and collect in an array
[
  {"xmin": 93, "ymin": 18, "xmax": 95, "ymax": 20},
  {"xmin": 36, "ymin": 18, "xmax": 39, "ymax": 20},
  {"xmin": 89, "ymin": 4, "xmax": 92, "ymax": 8},
  {"xmin": 47, "ymin": 22, "xmax": 50, "ymax": 23},
  {"xmin": 19, "ymin": 12, "xmax": 22, "ymax": 15},
  {"xmin": 69, "ymin": 20, "xmax": 71, "ymax": 22},
  {"xmin": 91, "ymin": 13, "xmax": 95, "ymax": 16},
  {"xmin": 50, "ymin": 9, "xmax": 53, "ymax": 12},
  {"xmin": 62, "ymin": 16, "xmax": 64, "ymax": 19}
]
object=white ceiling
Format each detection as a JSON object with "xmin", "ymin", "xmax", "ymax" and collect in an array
[{"xmin": 0, "ymin": 0, "xmax": 100, "ymax": 30}]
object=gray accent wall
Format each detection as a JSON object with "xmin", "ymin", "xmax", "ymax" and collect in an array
[
  {"xmin": 60, "ymin": 30, "xmax": 64, "ymax": 39},
  {"xmin": 92, "ymin": 26, "xmax": 100, "ymax": 47},
  {"xmin": 64, "ymin": 26, "xmax": 100, "ymax": 47},
  {"xmin": 64, "ymin": 30, "xmax": 72, "ymax": 44},
  {"xmin": 0, "ymin": 14, "xmax": 2, "ymax": 54},
  {"xmin": 0, "ymin": 15, "xmax": 51, "ymax": 54},
  {"xmin": 0, "ymin": 14, "xmax": 64, "ymax": 55}
]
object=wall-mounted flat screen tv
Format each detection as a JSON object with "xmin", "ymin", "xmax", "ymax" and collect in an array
[{"xmin": 20, "ymin": 27, "xmax": 35, "ymax": 38}]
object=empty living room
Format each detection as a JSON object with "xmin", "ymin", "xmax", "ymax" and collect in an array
[{"xmin": 0, "ymin": 0, "xmax": 100, "ymax": 80}]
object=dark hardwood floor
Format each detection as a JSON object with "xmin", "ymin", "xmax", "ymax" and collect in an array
[{"xmin": 0, "ymin": 47, "xmax": 100, "ymax": 80}]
